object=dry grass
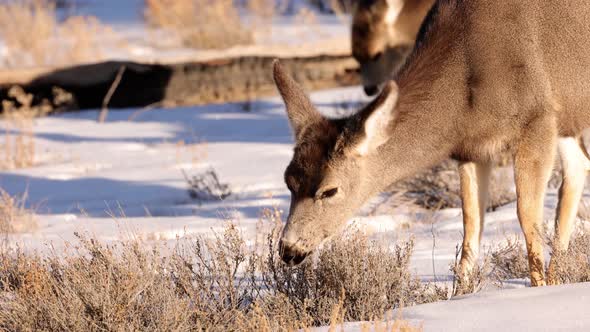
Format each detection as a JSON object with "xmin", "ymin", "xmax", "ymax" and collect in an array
[
  {"xmin": 0, "ymin": 208, "xmax": 447, "ymax": 330},
  {"xmin": 0, "ymin": 189, "xmax": 37, "ymax": 234},
  {"xmin": 1, "ymin": 87, "xmax": 39, "ymax": 169},
  {"xmin": 452, "ymin": 224, "xmax": 590, "ymax": 295},
  {"xmin": 1, "ymin": 86, "xmax": 75, "ymax": 169},
  {"xmin": 143, "ymin": 0, "xmax": 352, "ymax": 49},
  {"xmin": 547, "ymin": 227, "xmax": 590, "ymax": 284},
  {"xmin": 394, "ymin": 160, "xmax": 462, "ymax": 210},
  {"xmin": 450, "ymin": 238, "xmax": 528, "ymax": 295},
  {"xmin": 144, "ymin": 0, "xmax": 254, "ymax": 49},
  {"xmin": 387, "ymin": 160, "xmax": 516, "ymax": 212},
  {"xmin": 0, "ymin": 0, "xmax": 118, "ymax": 67},
  {"xmin": 0, "ymin": 0, "xmax": 55, "ymax": 67},
  {"xmin": 59, "ymin": 15, "xmax": 116, "ymax": 65}
]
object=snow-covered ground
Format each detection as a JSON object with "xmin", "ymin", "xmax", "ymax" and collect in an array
[
  {"xmin": 0, "ymin": 0, "xmax": 351, "ymax": 69},
  {"xmin": 1, "ymin": 86, "xmax": 589, "ymax": 330},
  {"xmin": 321, "ymin": 282, "xmax": 590, "ymax": 331}
]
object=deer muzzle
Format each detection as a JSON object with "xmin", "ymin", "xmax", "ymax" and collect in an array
[{"xmin": 279, "ymin": 238, "xmax": 310, "ymax": 266}]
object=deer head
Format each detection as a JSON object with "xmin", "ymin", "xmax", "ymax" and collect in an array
[
  {"xmin": 352, "ymin": 0, "xmax": 431, "ymax": 95},
  {"xmin": 273, "ymin": 60, "xmax": 400, "ymax": 265}
]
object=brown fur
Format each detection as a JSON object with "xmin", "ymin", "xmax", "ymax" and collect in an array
[{"xmin": 275, "ymin": 0, "xmax": 590, "ymax": 286}]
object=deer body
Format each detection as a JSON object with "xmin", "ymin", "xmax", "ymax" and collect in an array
[{"xmin": 275, "ymin": 0, "xmax": 590, "ymax": 287}]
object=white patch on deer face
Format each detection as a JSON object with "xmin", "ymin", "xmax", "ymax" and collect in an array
[
  {"xmin": 384, "ymin": 0, "xmax": 405, "ymax": 25},
  {"xmin": 356, "ymin": 82, "xmax": 399, "ymax": 155}
]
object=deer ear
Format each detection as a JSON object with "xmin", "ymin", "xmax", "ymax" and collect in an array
[
  {"xmin": 273, "ymin": 60, "xmax": 322, "ymax": 140},
  {"xmin": 355, "ymin": 81, "xmax": 399, "ymax": 155}
]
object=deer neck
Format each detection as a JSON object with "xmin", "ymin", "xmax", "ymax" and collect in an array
[{"xmin": 364, "ymin": 42, "xmax": 467, "ymax": 197}]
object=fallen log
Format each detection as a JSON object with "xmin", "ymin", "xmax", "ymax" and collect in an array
[{"xmin": 0, "ymin": 55, "xmax": 360, "ymax": 111}]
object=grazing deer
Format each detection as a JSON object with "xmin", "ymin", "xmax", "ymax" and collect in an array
[
  {"xmin": 352, "ymin": 0, "xmax": 435, "ymax": 96},
  {"xmin": 275, "ymin": 0, "xmax": 590, "ymax": 287},
  {"xmin": 353, "ymin": 0, "xmax": 590, "ymax": 286}
]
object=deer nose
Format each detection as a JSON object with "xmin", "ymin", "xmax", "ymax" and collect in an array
[
  {"xmin": 363, "ymin": 85, "xmax": 379, "ymax": 96},
  {"xmin": 279, "ymin": 239, "xmax": 310, "ymax": 266}
]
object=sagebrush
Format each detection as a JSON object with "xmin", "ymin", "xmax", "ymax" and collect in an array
[
  {"xmin": 1, "ymin": 86, "xmax": 75, "ymax": 169},
  {"xmin": 0, "ymin": 189, "xmax": 37, "ymax": 234},
  {"xmin": 0, "ymin": 208, "xmax": 445, "ymax": 330},
  {"xmin": 144, "ymin": 0, "xmax": 254, "ymax": 49},
  {"xmin": 452, "ymin": 224, "xmax": 590, "ymax": 295},
  {"xmin": 0, "ymin": 0, "xmax": 117, "ymax": 67}
]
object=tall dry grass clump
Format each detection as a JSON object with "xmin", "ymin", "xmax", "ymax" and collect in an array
[
  {"xmin": 0, "ymin": 0, "xmax": 56, "ymax": 67},
  {"xmin": 0, "ymin": 0, "xmax": 118, "ymax": 67},
  {"xmin": 0, "ymin": 87, "xmax": 42, "ymax": 169},
  {"xmin": 144, "ymin": 0, "xmax": 254, "ymax": 49},
  {"xmin": 547, "ymin": 227, "xmax": 590, "ymax": 284},
  {"xmin": 451, "ymin": 238, "xmax": 529, "ymax": 295},
  {"xmin": 0, "ymin": 209, "xmax": 446, "ymax": 331},
  {"xmin": 0, "ymin": 189, "xmax": 37, "ymax": 234},
  {"xmin": 453, "ymin": 224, "xmax": 590, "ymax": 295},
  {"xmin": 258, "ymin": 209, "xmax": 447, "ymax": 326},
  {"xmin": 1, "ymin": 85, "xmax": 74, "ymax": 169}
]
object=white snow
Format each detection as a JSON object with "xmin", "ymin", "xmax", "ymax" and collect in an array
[{"xmin": 319, "ymin": 282, "xmax": 590, "ymax": 332}]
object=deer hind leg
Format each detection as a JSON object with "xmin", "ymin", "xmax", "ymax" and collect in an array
[
  {"xmin": 514, "ymin": 116, "xmax": 558, "ymax": 287},
  {"xmin": 457, "ymin": 161, "xmax": 492, "ymax": 290},
  {"xmin": 548, "ymin": 136, "xmax": 590, "ymax": 284}
]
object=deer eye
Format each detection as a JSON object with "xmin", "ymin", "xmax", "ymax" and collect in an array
[{"xmin": 317, "ymin": 187, "xmax": 339, "ymax": 200}]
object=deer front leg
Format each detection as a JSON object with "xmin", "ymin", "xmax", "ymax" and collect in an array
[
  {"xmin": 514, "ymin": 116, "xmax": 557, "ymax": 287},
  {"xmin": 457, "ymin": 161, "xmax": 491, "ymax": 286}
]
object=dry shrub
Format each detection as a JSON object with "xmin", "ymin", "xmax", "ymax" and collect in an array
[
  {"xmin": 247, "ymin": 0, "xmax": 281, "ymax": 23},
  {"xmin": 450, "ymin": 245, "xmax": 493, "ymax": 296},
  {"xmin": 59, "ymin": 15, "xmax": 117, "ymax": 64},
  {"xmin": 1, "ymin": 87, "xmax": 40, "ymax": 169},
  {"xmin": 547, "ymin": 228, "xmax": 590, "ymax": 284},
  {"xmin": 0, "ymin": 236, "xmax": 194, "ymax": 331},
  {"xmin": 182, "ymin": 168, "xmax": 232, "ymax": 200},
  {"xmin": 0, "ymin": 209, "xmax": 447, "ymax": 330},
  {"xmin": 144, "ymin": 0, "xmax": 254, "ymax": 49},
  {"xmin": 488, "ymin": 237, "xmax": 529, "ymax": 281},
  {"xmin": 387, "ymin": 160, "xmax": 515, "ymax": 211},
  {"xmin": 451, "ymin": 237, "xmax": 529, "ymax": 295},
  {"xmin": 395, "ymin": 160, "xmax": 461, "ymax": 210},
  {"xmin": 263, "ymin": 234, "xmax": 447, "ymax": 326},
  {"xmin": 0, "ymin": 0, "xmax": 56, "ymax": 67},
  {"xmin": 1, "ymin": 85, "xmax": 75, "ymax": 169},
  {"xmin": 0, "ymin": 189, "xmax": 37, "ymax": 234},
  {"xmin": 453, "ymin": 225, "xmax": 590, "ymax": 295},
  {"xmin": 0, "ymin": 0, "xmax": 117, "ymax": 67},
  {"xmin": 486, "ymin": 227, "xmax": 590, "ymax": 286}
]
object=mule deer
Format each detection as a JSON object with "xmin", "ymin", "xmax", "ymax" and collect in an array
[
  {"xmin": 275, "ymin": 0, "xmax": 590, "ymax": 287},
  {"xmin": 352, "ymin": 0, "xmax": 435, "ymax": 95}
]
